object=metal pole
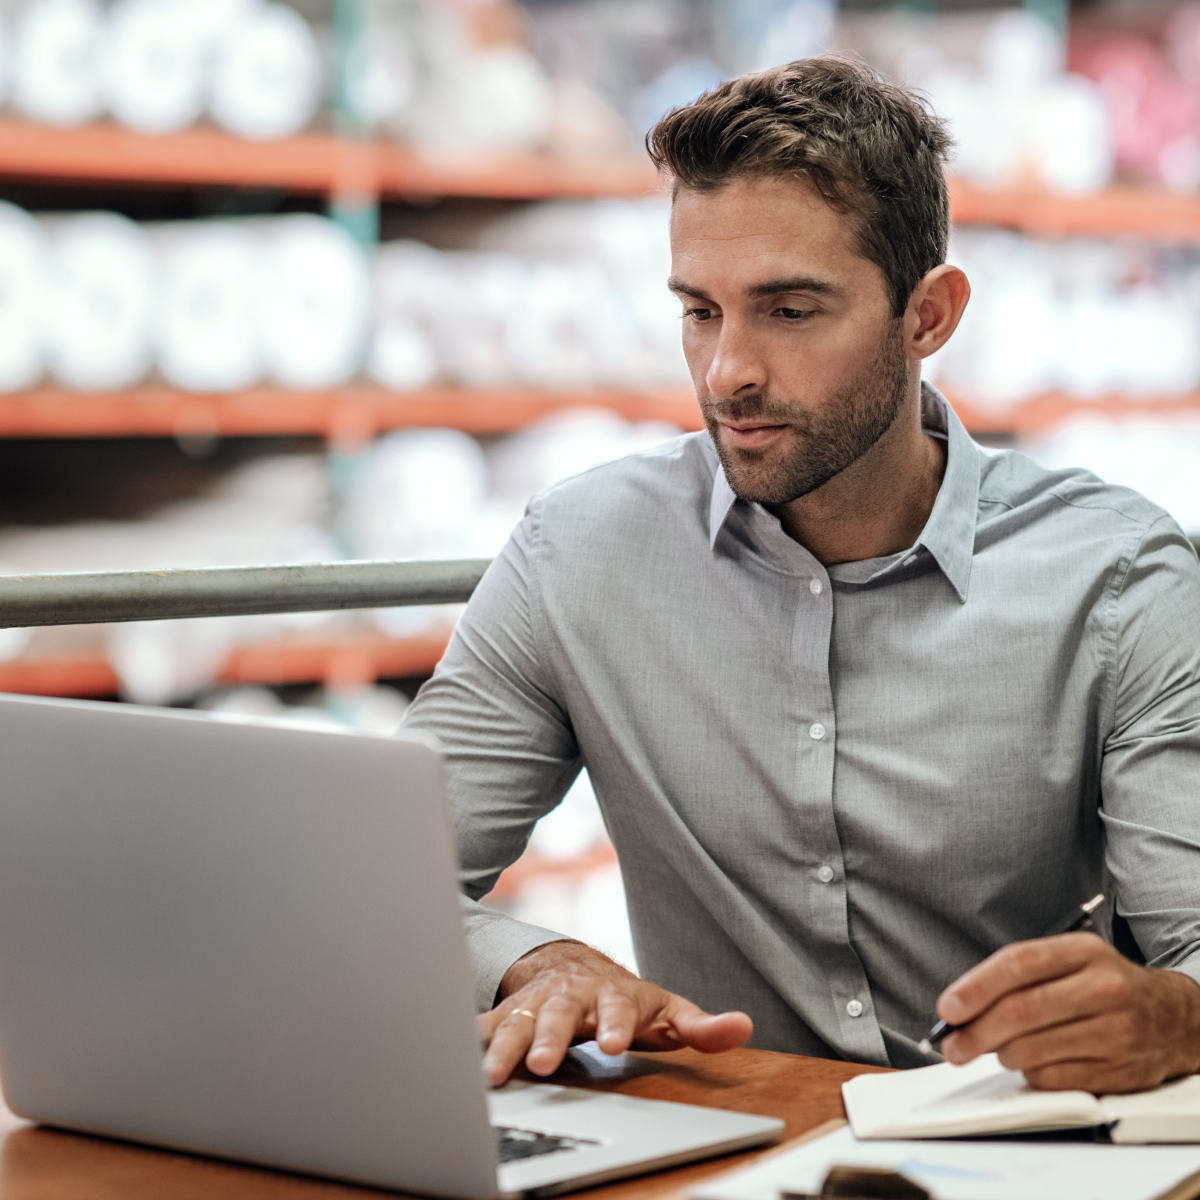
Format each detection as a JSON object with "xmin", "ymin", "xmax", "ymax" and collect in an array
[
  {"xmin": 0, "ymin": 560, "xmax": 491, "ymax": 629},
  {"xmin": 0, "ymin": 542, "xmax": 1196, "ymax": 629}
]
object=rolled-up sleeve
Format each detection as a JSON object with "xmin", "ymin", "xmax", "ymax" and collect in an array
[
  {"xmin": 1099, "ymin": 518, "xmax": 1200, "ymax": 985},
  {"xmin": 402, "ymin": 500, "xmax": 582, "ymax": 1011}
]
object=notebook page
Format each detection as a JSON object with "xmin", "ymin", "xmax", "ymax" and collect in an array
[
  {"xmin": 842, "ymin": 1054, "xmax": 1106, "ymax": 1139},
  {"xmin": 1102, "ymin": 1074, "xmax": 1200, "ymax": 1144},
  {"xmin": 688, "ymin": 1124, "xmax": 1200, "ymax": 1200}
]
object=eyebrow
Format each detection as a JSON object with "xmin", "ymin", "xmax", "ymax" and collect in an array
[
  {"xmin": 667, "ymin": 275, "xmax": 842, "ymax": 300},
  {"xmin": 748, "ymin": 276, "xmax": 841, "ymax": 299}
]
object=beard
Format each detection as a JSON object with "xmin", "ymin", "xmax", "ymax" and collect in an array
[{"xmin": 701, "ymin": 319, "xmax": 910, "ymax": 507}]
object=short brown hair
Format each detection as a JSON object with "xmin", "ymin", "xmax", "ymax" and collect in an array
[{"xmin": 646, "ymin": 55, "xmax": 952, "ymax": 319}]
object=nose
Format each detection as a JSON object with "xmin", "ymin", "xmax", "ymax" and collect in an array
[{"xmin": 704, "ymin": 319, "xmax": 767, "ymax": 400}]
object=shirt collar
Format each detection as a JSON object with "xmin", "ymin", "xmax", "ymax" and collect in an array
[{"xmin": 706, "ymin": 382, "xmax": 981, "ymax": 603}]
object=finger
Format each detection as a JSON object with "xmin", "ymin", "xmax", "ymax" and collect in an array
[
  {"xmin": 483, "ymin": 1007, "xmax": 541, "ymax": 1087},
  {"xmin": 657, "ymin": 999, "xmax": 754, "ymax": 1054},
  {"xmin": 938, "ymin": 932, "xmax": 1104, "ymax": 1026},
  {"xmin": 942, "ymin": 968, "xmax": 1110, "ymax": 1064},
  {"xmin": 525, "ymin": 996, "xmax": 589, "ymax": 1077},
  {"xmin": 594, "ymin": 991, "xmax": 643, "ymax": 1057},
  {"xmin": 993, "ymin": 1013, "xmax": 1122, "ymax": 1078},
  {"xmin": 479, "ymin": 1005, "xmax": 512, "ymax": 1046}
]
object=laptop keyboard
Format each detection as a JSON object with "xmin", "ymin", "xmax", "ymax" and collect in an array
[{"xmin": 495, "ymin": 1126, "xmax": 598, "ymax": 1164}]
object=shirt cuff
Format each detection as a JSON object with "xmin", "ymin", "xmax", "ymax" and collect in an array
[{"xmin": 460, "ymin": 895, "xmax": 573, "ymax": 1012}]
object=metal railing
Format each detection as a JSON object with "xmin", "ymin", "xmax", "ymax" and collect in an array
[
  {"xmin": 0, "ymin": 537, "xmax": 1197, "ymax": 628},
  {"xmin": 0, "ymin": 560, "xmax": 492, "ymax": 628}
]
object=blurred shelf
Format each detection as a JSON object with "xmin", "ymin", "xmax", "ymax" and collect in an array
[
  {"xmin": 0, "ymin": 119, "xmax": 661, "ymax": 200},
  {"xmin": 487, "ymin": 840, "xmax": 619, "ymax": 901},
  {"xmin": 944, "ymin": 388, "xmax": 1200, "ymax": 438},
  {"xmin": 3, "ymin": 118, "xmax": 1200, "ymax": 234},
  {"xmin": 0, "ymin": 385, "xmax": 705, "ymax": 439},
  {"xmin": 4, "ymin": 384, "xmax": 1200, "ymax": 441},
  {"xmin": 0, "ymin": 630, "xmax": 451, "ymax": 698},
  {"xmin": 948, "ymin": 178, "xmax": 1200, "ymax": 242}
]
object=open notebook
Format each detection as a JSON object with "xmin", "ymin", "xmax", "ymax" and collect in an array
[{"xmin": 843, "ymin": 1054, "xmax": 1200, "ymax": 1143}]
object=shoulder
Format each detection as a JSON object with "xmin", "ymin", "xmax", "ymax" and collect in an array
[
  {"xmin": 528, "ymin": 431, "xmax": 717, "ymax": 542},
  {"xmin": 976, "ymin": 446, "xmax": 1186, "ymax": 552}
]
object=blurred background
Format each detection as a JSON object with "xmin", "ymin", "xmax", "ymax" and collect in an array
[{"xmin": 0, "ymin": 0, "xmax": 1197, "ymax": 970}]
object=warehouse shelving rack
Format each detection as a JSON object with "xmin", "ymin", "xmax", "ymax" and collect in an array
[{"xmin": 2, "ymin": 117, "xmax": 1200, "ymax": 697}]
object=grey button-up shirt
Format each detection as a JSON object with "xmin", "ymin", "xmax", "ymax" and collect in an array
[{"xmin": 403, "ymin": 384, "xmax": 1200, "ymax": 1069}]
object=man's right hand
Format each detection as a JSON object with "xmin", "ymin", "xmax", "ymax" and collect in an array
[{"xmin": 479, "ymin": 940, "xmax": 753, "ymax": 1087}]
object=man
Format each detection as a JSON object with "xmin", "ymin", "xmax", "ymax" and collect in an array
[{"xmin": 403, "ymin": 56, "xmax": 1200, "ymax": 1093}]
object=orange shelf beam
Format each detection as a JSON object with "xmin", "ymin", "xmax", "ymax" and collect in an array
[
  {"xmin": 0, "ymin": 385, "xmax": 705, "ymax": 439},
  {"xmin": 0, "ymin": 118, "xmax": 662, "ymax": 200},
  {"xmin": 3, "ymin": 383, "xmax": 1199, "ymax": 441},
  {"xmin": 2, "ymin": 119, "xmax": 1199, "ymax": 234},
  {"xmin": 0, "ymin": 631, "xmax": 451, "ymax": 699},
  {"xmin": 487, "ymin": 841, "xmax": 620, "ymax": 900},
  {"xmin": 943, "ymin": 388, "xmax": 1200, "ymax": 438},
  {"xmin": 948, "ymin": 178, "xmax": 1200, "ymax": 243}
]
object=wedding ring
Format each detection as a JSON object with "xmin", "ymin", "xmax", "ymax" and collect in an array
[{"xmin": 513, "ymin": 1009, "xmax": 537, "ymax": 1023}]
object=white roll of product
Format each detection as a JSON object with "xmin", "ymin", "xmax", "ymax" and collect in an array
[
  {"xmin": 153, "ymin": 220, "xmax": 265, "ymax": 392},
  {"xmin": 101, "ymin": 0, "xmax": 208, "ymax": 134},
  {"xmin": 345, "ymin": 25, "xmax": 415, "ymax": 130},
  {"xmin": 367, "ymin": 239, "xmax": 443, "ymax": 390},
  {"xmin": 12, "ymin": 0, "xmax": 104, "ymax": 126},
  {"xmin": 0, "ymin": 202, "xmax": 48, "ymax": 393},
  {"xmin": 339, "ymin": 426, "xmax": 489, "ymax": 562},
  {"xmin": 42, "ymin": 211, "xmax": 156, "ymax": 391},
  {"xmin": 435, "ymin": 252, "xmax": 524, "ymax": 388},
  {"xmin": 208, "ymin": 1, "xmax": 322, "ymax": 140},
  {"xmin": 255, "ymin": 214, "xmax": 370, "ymax": 389}
]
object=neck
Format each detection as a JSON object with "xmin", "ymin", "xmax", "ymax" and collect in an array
[{"xmin": 769, "ymin": 380, "xmax": 947, "ymax": 566}]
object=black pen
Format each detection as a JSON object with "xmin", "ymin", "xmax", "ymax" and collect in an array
[{"xmin": 917, "ymin": 893, "xmax": 1106, "ymax": 1055}]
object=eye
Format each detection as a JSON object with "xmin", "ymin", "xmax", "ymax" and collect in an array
[
  {"xmin": 683, "ymin": 307, "xmax": 714, "ymax": 322},
  {"xmin": 777, "ymin": 307, "xmax": 813, "ymax": 321}
]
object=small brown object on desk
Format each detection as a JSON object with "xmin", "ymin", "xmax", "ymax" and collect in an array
[
  {"xmin": 0, "ymin": 1046, "xmax": 888, "ymax": 1200},
  {"xmin": 783, "ymin": 1165, "xmax": 929, "ymax": 1199}
]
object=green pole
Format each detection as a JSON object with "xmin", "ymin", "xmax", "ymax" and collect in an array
[
  {"xmin": 1023, "ymin": 0, "xmax": 1069, "ymax": 35},
  {"xmin": 331, "ymin": 0, "xmax": 380, "ymax": 250}
]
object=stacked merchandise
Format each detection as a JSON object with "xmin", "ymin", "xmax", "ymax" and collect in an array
[
  {"xmin": 0, "ymin": 198, "xmax": 687, "ymax": 393},
  {"xmin": 1070, "ymin": 3, "xmax": 1200, "ymax": 193},
  {"xmin": 3, "ymin": 0, "xmax": 325, "ymax": 138},
  {"xmin": 0, "ymin": 0, "xmax": 601, "ymax": 154}
]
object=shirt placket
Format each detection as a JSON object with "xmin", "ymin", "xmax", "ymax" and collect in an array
[{"xmin": 794, "ymin": 567, "xmax": 887, "ymax": 1064}]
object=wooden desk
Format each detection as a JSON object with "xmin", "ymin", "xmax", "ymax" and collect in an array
[{"xmin": 0, "ymin": 1046, "xmax": 888, "ymax": 1200}]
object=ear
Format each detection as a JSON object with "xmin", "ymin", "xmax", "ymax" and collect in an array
[{"xmin": 904, "ymin": 264, "xmax": 970, "ymax": 361}]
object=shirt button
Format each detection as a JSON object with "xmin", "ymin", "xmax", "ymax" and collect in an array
[
  {"xmin": 809, "ymin": 578, "xmax": 823, "ymax": 595},
  {"xmin": 809, "ymin": 722, "xmax": 826, "ymax": 741},
  {"xmin": 846, "ymin": 999, "xmax": 864, "ymax": 1018},
  {"xmin": 817, "ymin": 864, "xmax": 834, "ymax": 883}
]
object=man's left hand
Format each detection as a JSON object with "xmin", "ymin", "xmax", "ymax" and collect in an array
[{"xmin": 937, "ymin": 932, "xmax": 1200, "ymax": 1093}]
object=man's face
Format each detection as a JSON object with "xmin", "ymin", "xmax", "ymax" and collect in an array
[{"xmin": 669, "ymin": 175, "xmax": 911, "ymax": 506}]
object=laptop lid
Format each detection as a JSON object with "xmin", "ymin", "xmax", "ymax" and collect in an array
[{"xmin": 0, "ymin": 693, "xmax": 500, "ymax": 1199}]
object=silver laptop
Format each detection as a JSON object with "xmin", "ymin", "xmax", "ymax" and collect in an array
[{"xmin": 0, "ymin": 692, "xmax": 782, "ymax": 1198}]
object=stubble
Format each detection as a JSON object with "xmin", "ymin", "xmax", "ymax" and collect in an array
[{"xmin": 701, "ymin": 319, "xmax": 910, "ymax": 507}]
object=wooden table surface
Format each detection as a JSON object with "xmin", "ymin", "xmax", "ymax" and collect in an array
[{"xmin": 0, "ymin": 1046, "xmax": 889, "ymax": 1200}]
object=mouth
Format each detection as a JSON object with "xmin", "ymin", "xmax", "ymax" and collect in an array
[{"xmin": 718, "ymin": 421, "xmax": 789, "ymax": 450}]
